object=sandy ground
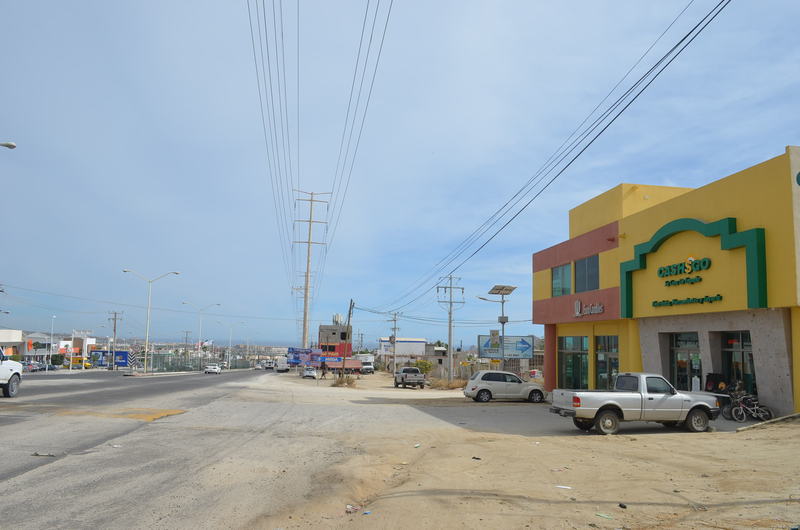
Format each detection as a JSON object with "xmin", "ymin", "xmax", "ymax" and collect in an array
[{"xmin": 262, "ymin": 372, "xmax": 800, "ymax": 530}]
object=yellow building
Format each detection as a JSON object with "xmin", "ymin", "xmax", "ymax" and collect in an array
[{"xmin": 532, "ymin": 146, "xmax": 800, "ymax": 415}]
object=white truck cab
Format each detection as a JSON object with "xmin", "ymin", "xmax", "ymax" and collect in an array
[{"xmin": 0, "ymin": 348, "xmax": 22, "ymax": 398}]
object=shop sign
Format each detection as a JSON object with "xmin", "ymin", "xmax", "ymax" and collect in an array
[
  {"xmin": 652, "ymin": 294, "xmax": 723, "ymax": 307},
  {"xmin": 620, "ymin": 217, "xmax": 767, "ymax": 318},
  {"xmin": 657, "ymin": 257, "xmax": 711, "ymax": 277},
  {"xmin": 573, "ymin": 299, "xmax": 604, "ymax": 317}
]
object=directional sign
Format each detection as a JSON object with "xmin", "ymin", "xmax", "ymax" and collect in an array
[
  {"xmin": 319, "ymin": 356, "xmax": 343, "ymax": 363},
  {"xmin": 478, "ymin": 335, "xmax": 535, "ymax": 359}
]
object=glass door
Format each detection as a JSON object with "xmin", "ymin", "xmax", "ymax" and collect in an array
[
  {"xmin": 558, "ymin": 336, "xmax": 588, "ymax": 389},
  {"xmin": 722, "ymin": 331, "xmax": 755, "ymax": 393},
  {"xmin": 670, "ymin": 332, "xmax": 699, "ymax": 391}
]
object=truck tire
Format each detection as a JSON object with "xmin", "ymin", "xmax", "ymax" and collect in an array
[
  {"xmin": 402, "ymin": 382, "xmax": 406, "ymax": 388},
  {"xmin": 527, "ymin": 390, "xmax": 544, "ymax": 403},
  {"xmin": 2, "ymin": 374, "xmax": 20, "ymax": 398},
  {"xmin": 685, "ymin": 408, "xmax": 710, "ymax": 432},
  {"xmin": 394, "ymin": 380, "xmax": 399, "ymax": 388},
  {"xmin": 572, "ymin": 418, "xmax": 593, "ymax": 431},
  {"xmin": 594, "ymin": 410, "xmax": 620, "ymax": 435},
  {"xmin": 418, "ymin": 383, "xmax": 424, "ymax": 389},
  {"xmin": 476, "ymin": 390, "xmax": 492, "ymax": 403}
]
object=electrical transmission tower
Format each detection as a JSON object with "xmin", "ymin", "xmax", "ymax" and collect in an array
[
  {"xmin": 437, "ymin": 275, "xmax": 464, "ymax": 382},
  {"xmin": 293, "ymin": 190, "xmax": 331, "ymax": 348}
]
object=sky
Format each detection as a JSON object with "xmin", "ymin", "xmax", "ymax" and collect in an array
[{"xmin": 2, "ymin": 1, "xmax": 799, "ymax": 347}]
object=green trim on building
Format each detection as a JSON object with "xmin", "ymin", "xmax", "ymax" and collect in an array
[{"xmin": 620, "ymin": 217, "xmax": 767, "ymax": 318}]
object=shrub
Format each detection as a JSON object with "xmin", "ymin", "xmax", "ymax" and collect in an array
[
  {"xmin": 331, "ymin": 374, "xmax": 357, "ymax": 388},
  {"xmin": 413, "ymin": 359, "xmax": 433, "ymax": 375}
]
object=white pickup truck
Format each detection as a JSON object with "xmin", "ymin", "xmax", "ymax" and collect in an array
[
  {"xmin": 549, "ymin": 372, "xmax": 720, "ymax": 435},
  {"xmin": 394, "ymin": 367, "xmax": 425, "ymax": 389},
  {"xmin": 0, "ymin": 349, "xmax": 22, "ymax": 398}
]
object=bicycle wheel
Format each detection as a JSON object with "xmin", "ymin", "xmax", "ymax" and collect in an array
[
  {"xmin": 731, "ymin": 406, "xmax": 747, "ymax": 422},
  {"xmin": 756, "ymin": 406, "xmax": 774, "ymax": 422}
]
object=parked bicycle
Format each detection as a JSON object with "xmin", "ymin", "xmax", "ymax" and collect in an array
[{"xmin": 730, "ymin": 393, "xmax": 773, "ymax": 422}]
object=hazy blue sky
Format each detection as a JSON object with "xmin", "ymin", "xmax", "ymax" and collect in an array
[{"xmin": 2, "ymin": 1, "xmax": 799, "ymax": 346}]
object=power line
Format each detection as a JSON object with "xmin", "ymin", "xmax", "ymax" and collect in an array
[{"xmin": 377, "ymin": 0, "xmax": 730, "ymax": 313}]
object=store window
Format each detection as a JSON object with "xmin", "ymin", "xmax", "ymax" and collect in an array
[
  {"xmin": 551, "ymin": 264, "xmax": 571, "ymax": 297},
  {"xmin": 558, "ymin": 336, "xmax": 588, "ymax": 389},
  {"xmin": 721, "ymin": 331, "xmax": 756, "ymax": 394},
  {"xmin": 575, "ymin": 254, "xmax": 599, "ymax": 293},
  {"xmin": 595, "ymin": 335, "xmax": 619, "ymax": 390},
  {"xmin": 669, "ymin": 332, "xmax": 701, "ymax": 391}
]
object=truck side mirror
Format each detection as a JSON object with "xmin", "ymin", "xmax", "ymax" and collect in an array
[{"xmin": 670, "ymin": 386, "xmax": 677, "ymax": 395}]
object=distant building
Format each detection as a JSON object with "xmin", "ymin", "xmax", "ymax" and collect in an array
[{"xmin": 318, "ymin": 318, "xmax": 352, "ymax": 357}]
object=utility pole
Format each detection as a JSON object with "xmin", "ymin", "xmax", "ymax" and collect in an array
[
  {"xmin": 182, "ymin": 330, "xmax": 191, "ymax": 354},
  {"xmin": 437, "ymin": 275, "xmax": 464, "ymax": 382},
  {"xmin": 293, "ymin": 190, "xmax": 330, "ymax": 348},
  {"xmin": 390, "ymin": 313, "xmax": 400, "ymax": 372},
  {"xmin": 343, "ymin": 299, "xmax": 354, "ymax": 376},
  {"xmin": 108, "ymin": 311, "xmax": 123, "ymax": 370}
]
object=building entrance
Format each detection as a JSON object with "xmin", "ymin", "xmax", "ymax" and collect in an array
[
  {"xmin": 669, "ymin": 332, "xmax": 701, "ymax": 391},
  {"xmin": 721, "ymin": 331, "xmax": 756, "ymax": 394},
  {"xmin": 557, "ymin": 336, "xmax": 588, "ymax": 389},
  {"xmin": 595, "ymin": 335, "xmax": 619, "ymax": 390}
]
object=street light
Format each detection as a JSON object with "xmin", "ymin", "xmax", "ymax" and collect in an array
[
  {"xmin": 477, "ymin": 285, "xmax": 517, "ymax": 366},
  {"xmin": 183, "ymin": 301, "xmax": 221, "ymax": 357},
  {"xmin": 47, "ymin": 315, "xmax": 56, "ymax": 372},
  {"xmin": 123, "ymin": 269, "xmax": 180, "ymax": 373},
  {"xmin": 0, "ymin": 142, "xmax": 16, "ymax": 149}
]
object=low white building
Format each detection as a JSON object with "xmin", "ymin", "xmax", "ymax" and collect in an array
[{"xmin": 377, "ymin": 337, "xmax": 426, "ymax": 371}]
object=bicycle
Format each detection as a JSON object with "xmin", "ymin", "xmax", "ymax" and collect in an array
[{"xmin": 730, "ymin": 393, "xmax": 773, "ymax": 422}]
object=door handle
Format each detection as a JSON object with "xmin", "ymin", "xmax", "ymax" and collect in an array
[{"xmin": 647, "ymin": 397, "xmax": 654, "ymax": 400}]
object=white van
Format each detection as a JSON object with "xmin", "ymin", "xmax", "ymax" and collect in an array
[{"xmin": 274, "ymin": 357, "xmax": 289, "ymax": 373}]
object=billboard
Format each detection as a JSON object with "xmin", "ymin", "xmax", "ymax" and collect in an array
[{"xmin": 477, "ymin": 335, "xmax": 534, "ymax": 359}]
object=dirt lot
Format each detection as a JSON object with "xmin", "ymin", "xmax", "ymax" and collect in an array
[{"xmin": 263, "ymin": 373, "xmax": 800, "ymax": 529}]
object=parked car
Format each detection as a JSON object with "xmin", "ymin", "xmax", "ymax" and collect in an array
[
  {"xmin": 464, "ymin": 370, "xmax": 546, "ymax": 403},
  {"xmin": 549, "ymin": 372, "xmax": 720, "ymax": 435},
  {"xmin": 394, "ymin": 367, "xmax": 426, "ymax": 389},
  {"xmin": 302, "ymin": 367, "xmax": 318, "ymax": 379},
  {"xmin": 204, "ymin": 364, "xmax": 222, "ymax": 374},
  {"xmin": 0, "ymin": 351, "xmax": 22, "ymax": 397}
]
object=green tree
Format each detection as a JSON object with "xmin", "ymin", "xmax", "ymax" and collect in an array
[
  {"xmin": 413, "ymin": 359, "xmax": 433, "ymax": 375},
  {"xmin": 50, "ymin": 354, "xmax": 64, "ymax": 365}
]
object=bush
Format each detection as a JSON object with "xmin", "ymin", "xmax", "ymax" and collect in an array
[
  {"xmin": 50, "ymin": 354, "xmax": 64, "ymax": 365},
  {"xmin": 331, "ymin": 374, "xmax": 357, "ymax": 388},
  {"xmin": 413, "ymin": 359, "xmax": 433, "ymax": 375}
]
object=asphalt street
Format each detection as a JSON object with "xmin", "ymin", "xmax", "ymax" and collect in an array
[{"xmin": 0, "ymin": 370, "xmax": 749, "ymax": 529}]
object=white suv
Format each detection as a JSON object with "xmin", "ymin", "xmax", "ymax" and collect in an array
[
  {"xmin": 464, "ymin": 370, "xmax": 546, "ymax": 403},
  {"xmin": 0, "ymin": 350, "xmax": 22, "ymax": 398}
]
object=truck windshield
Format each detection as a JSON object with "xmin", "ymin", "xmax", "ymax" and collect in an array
[{"xmin": 615, "ymin": 375, "xmax": 639, "ymax": 391}]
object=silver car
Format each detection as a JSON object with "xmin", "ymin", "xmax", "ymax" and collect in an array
[{"xmin": 464, "ymin": 370, "xmax": 546, "ymax": 403}]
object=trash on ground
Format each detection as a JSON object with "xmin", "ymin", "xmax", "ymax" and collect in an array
[
  {"xmin": 400, "ymin": 462, "xmax": 408, "ymax": 465},
  {"xmin": 618, "ymin": 502, "xmax": 627, "ymax": 509},
  {"xmin": 555, "ymin": 485, "xmax": 572, "ymax": 489},
  {"xmin": 362, "ymin": 511, "xmax": 371, "ymax": 515},
  {"xmin": 414, "ymin": 443, "xmax": 421, "ymax": 448},
  {"xmin": 31, "ymin": 452, "xmax": 56, "ymax": 457},
  {"xmin": 111, "ymin": 444, "xmax": 122, "ymax": 448},
  {"xmin": 471, "ymin": 456, "xmax": 482, "ymax": 460},
  {"xmin": 345, "ymin": 504, "xmax": 360, "ymax": 514},
  {"xmin": 595, "ymin": 513, "xmax": 613, "ymax": 519}
]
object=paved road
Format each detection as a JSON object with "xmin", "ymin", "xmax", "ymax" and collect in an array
[{"xmin": 0, "ymin": 370, "xmax": 749, "ymax": 529}]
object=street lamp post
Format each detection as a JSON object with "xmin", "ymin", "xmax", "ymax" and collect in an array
[
  {"xmin": 123, "ymin": 269, "xmax": 180, "ymax": 374},
  {"xmin": 47, "ymin": 315, "xmax": 56, "ymax": 372},
  {"xmin": 477, "ymin": 285, "xmax": 517, "ymax": 369}
]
